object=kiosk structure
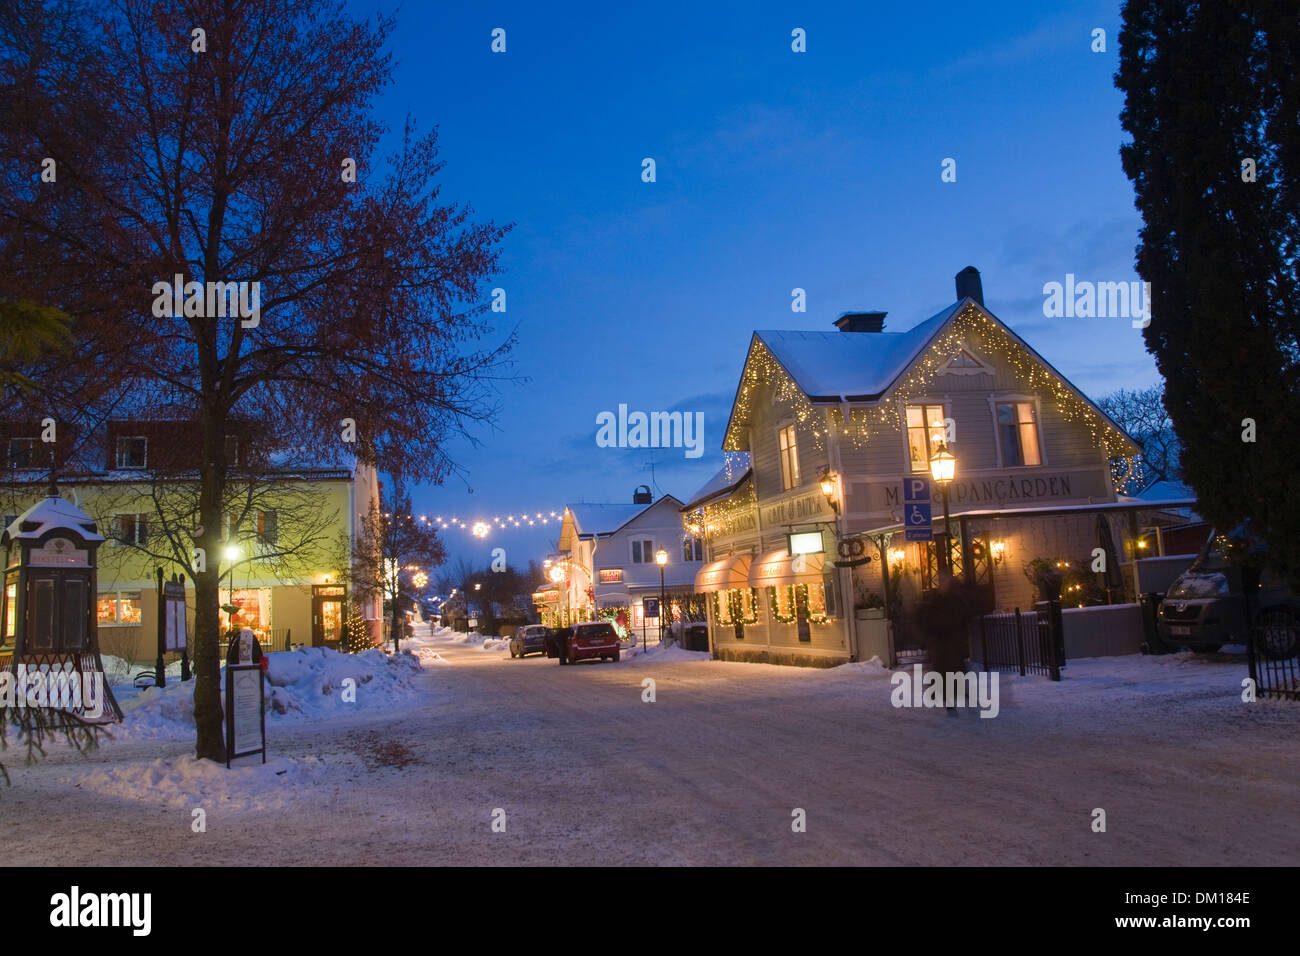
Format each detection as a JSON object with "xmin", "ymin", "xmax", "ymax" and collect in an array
[{"xmin": 1, "ymin": 493, "xmax": 123, "ymax": 723}]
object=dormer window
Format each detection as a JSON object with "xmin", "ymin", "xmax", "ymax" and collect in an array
[
  {"xmin": 115, "ymin": 436, "xmax": 147, "ymax": 469},
  {"xmin": 7, "ymin": 438, "xmax": 39, "ymax": 470}
]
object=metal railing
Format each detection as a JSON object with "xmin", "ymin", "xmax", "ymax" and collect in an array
[{"xmin": 972, "ymin": 606, "xmax": 1062, "ymax": 681}]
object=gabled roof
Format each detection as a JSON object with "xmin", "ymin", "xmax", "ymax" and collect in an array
[
  {"xmin": 681, "ymin": 455, "xmax": 752, "ymax": 512},
  {"xmin": 722, "ymin": 296, "xmax": 1139, "ymax": 455},
  {"xmin": 755, "ymin": 302, "xmax": 961, "ymax": 402},
  {"xmin": 565, "ymin": 495, "xmax": 685, "ymax": 539}
]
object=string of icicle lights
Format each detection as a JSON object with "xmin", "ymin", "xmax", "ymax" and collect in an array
[
  {"xmin": 381, "ymin": 511, "xmax": 564, "ymax": 537},
  {"xmin": 721, "ymin": 305, "xmax": 1138, "ymax": 492}
]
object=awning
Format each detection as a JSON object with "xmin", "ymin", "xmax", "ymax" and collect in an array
[
  {"xmin": 748, "ymin": 549, "xmax": 826, "ymax": 587},
  {"xmin": 694, "ymin": 553, "xmax": 753, "ymax": 593}
]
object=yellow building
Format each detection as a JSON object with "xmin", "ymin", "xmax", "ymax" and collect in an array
[{"xmin": 2, "ymin": 420, "xmax": 382, "ymax": 663}]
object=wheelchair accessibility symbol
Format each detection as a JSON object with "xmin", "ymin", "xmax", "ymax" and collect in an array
[
  {"xmin": 904, "ymin": 501, "xmax": 933, "ymax": 541},
  {"xmin": 908, "ymin": 504, "xmax": 930, "ymax": 525}
]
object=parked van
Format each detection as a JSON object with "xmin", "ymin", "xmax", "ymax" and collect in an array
[{"xmin": 1157, "ymin": 527, "xmax": 1298, "ymax": 658}]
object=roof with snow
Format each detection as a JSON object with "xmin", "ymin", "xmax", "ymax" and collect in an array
[
  {"xmin": 3, "ymin": 495, "xmax": 105, "ymax": 543},
  {"xmin": 754, "ymin": 302, "xmax": 961, "ymax": 401},
  {"xmin": 723, "ymin": 293, "xmax": 1139, "ymax": 455},
  {"xmin": 565, "ymin": 496, "xmax": 685, "ymax": 538},
  {"xmin": 682, "ymin": 456, "xmax": 752, "ymax": 511}
]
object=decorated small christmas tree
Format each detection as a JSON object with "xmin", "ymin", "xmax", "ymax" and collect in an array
[{"xmin": 339, "ymin": 604, "xmax": 374, "ymax": 654}]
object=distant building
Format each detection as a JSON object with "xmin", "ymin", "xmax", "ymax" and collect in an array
[
  {"xmin": 1, "ymin": 419, "xmax": 382, "ymax": 661},
  {"xmin": 543, "ymin": 485, "xmax": 704, "ymax": 632}
]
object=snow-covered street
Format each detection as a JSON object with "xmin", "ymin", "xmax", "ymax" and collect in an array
[{"xmin": 2, "ymin": 628, "xmax": 1297, "ymax": 866}]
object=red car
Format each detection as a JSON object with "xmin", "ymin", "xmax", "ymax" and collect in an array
[{"xmin": 564, "ymin": 622, "xmax": 621, "ymax": 664}]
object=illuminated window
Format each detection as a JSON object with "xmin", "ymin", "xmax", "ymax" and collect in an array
[
  {"xmin": 905, "ymin": 404, "xmax": 947, "ymax": 473},
  {"xmin": 682, "ymin": 536, "xmax": 703, "ymax": 562},
  {"xmin": 996, "ymin": 401, "xmax": 1042, "ymax": 466},
  {"xmin": 778, "ymin": 425, "xmax": 800, "ymax": 490},
  {"xmin": 97, "ymin": 591, "xmax": 143, "ymax": 626}
]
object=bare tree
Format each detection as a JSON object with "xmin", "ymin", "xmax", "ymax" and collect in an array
[
  {"xmin": 0, "ymin": 0, "xmax": 512, "ymax": 760},
  {"xmin": 1098, "ymin": 386, "xmax": 1180, "ymax": 491}
]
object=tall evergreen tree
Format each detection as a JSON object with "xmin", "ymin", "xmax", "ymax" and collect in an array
[{"xmin": 1117, "ymin": 1, "xmax": 1299, "ymax": 582}]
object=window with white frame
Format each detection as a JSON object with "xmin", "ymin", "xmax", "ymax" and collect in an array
[
  {"xmin": 111, "ymin": 513, "xmax": 149, "ymax": 546},
  {"xmin": 631, "ymin": 539, "xmax": 655, "ymax": 563},
  {"xmin": 115, "ymin": 436, "xmax": 147, "ymax": 469},
  {"xmin": 905, "ymin": 404, "xmax": 947, "ymax": 473},
  {"xmin": 682, "ymin": 535, "xmax": 704, "ymax": 562},
  {"xmin": 995, "ymin": 401, "xmax": 1042, "ymax": 467},
  {"xmin": 97, "ymin": 590, "xmax": 143, "ymax": 625},
  {"xmin": 778, "ymin": 424, "xmax": 800, "ymax": 490}
]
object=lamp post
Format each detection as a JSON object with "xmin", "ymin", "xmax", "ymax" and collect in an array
[
  {"xmin": 655, "ymin": 548, "xmax": 668, "ymax": 646},
  {"xmin": 549, "ymin": 563, "xmax": 566, "ymax": 627},
  {"xmin": 221, "ymin": 544, "xmax": 241, "ymax": 631},
  {"xmin": 929, "ymin": 443, "xmax": 956, "ymax": 575}
]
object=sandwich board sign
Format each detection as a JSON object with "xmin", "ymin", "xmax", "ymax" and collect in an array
[{"xmin": 224, "ymin": 628, "xmax": 266, "ymax": 767}]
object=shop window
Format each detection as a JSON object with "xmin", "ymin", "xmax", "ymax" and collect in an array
[
  {"xmin": 768, "ymin": 582, "xmax": 834, "ymax": 623},
  {"xmin": 778, "ymin": 425, "xmax": 800, "ymax": 490},
  {"xmin": 715, "ymin": 588, "xmax": 759, "ymax": 625},
  {"xmin": 3, "ymin": 578, "xmax": 16, "ymax": 647},
  {"xmin": 115, "ymin": 436, "xmax": 147, "ymax": 469},
  {"xmin": 996, "ymin": 401, "xmax": 1042, "ymax": 467},
  {"xmin": 906, "ymin": 404, "xmax": 947, "ymax": 473},
  {"xmin": 221, "ymin": 587, "xmax": 272, "ymax": 643},
  {"xmin": 98, "ymin": 591, "xmax": 143, "ymax": 626}
]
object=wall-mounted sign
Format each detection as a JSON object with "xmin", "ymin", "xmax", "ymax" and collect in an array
[
  {"xmin": 28, "ymin": 537, "xmax": 89, "ymax": 567},
  {"xmin": 787, "ymin": 531, "xmax": 824, "ymax": 556},
  {"xmin": 598, "ymin": 568, "xmax": 624, "ymax": 583},
  {"xmin": 761, "ymin": 491, "xmax": 833, "ymax": 528}
]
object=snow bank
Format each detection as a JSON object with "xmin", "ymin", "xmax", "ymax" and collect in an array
[
  {"xmin": 480, "ymin": 637, "xmax": 511, "ymax": 653},
  {"xmin": 263, "ymin": 646, "xmax": 424, "ymax": 719},
  {"xmin": 69, "ymin": 754, "xmax": 330, "ymax": 811},
  {"xmin": 620, "ymin": 642, "xmax": 712, "ymax": 665},
  {"xmin": 113, "ymin": 646, "xmax": 428, "ymax": 738}
]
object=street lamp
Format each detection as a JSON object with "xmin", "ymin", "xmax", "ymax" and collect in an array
[
  {"xmin": 221, "ymin": 544, "xmax": 241, "ymax": 631},
  {"xmin": 655, "ymin": 548, "xmax": 668, "ymax": 647},
  {"xmin": 818, "ymin": 468, "xmax": 840, "ymax": 515},
  {"xmin": 549, "ymin": 563, "xmax": 566, "ymax": 625},
  {"xmin": 929, "ymin": 443, "xmax": 956, "ymax": 575}
]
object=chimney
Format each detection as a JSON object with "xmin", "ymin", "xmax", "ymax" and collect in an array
[
  {"xmin": 955, "ymin": 266, "xmax": 983, "ymax": 305},
  {"xmin": 834, "ymin": 311, "xmax": 887, "ymax": 333},
  {"xmin": 632, "ymin": 484, "xmax": 652, "ymax": 504}
]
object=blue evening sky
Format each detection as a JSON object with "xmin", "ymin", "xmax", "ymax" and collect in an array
[{"xmin": 350, "ymin": 0, "xmax": 1156, "ymax": 575}]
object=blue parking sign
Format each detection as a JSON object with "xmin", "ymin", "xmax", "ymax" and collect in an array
[
  {"xmin": 903, "ymin": 476, "xmax": 930, "ymax": 503},
  {"xmin": 643, "ymin": 597, "xmax": 660, "ymax": 618},
  {"xmin": 904, "ymin": 501, "xmax": 933, "ymax": 541}
]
